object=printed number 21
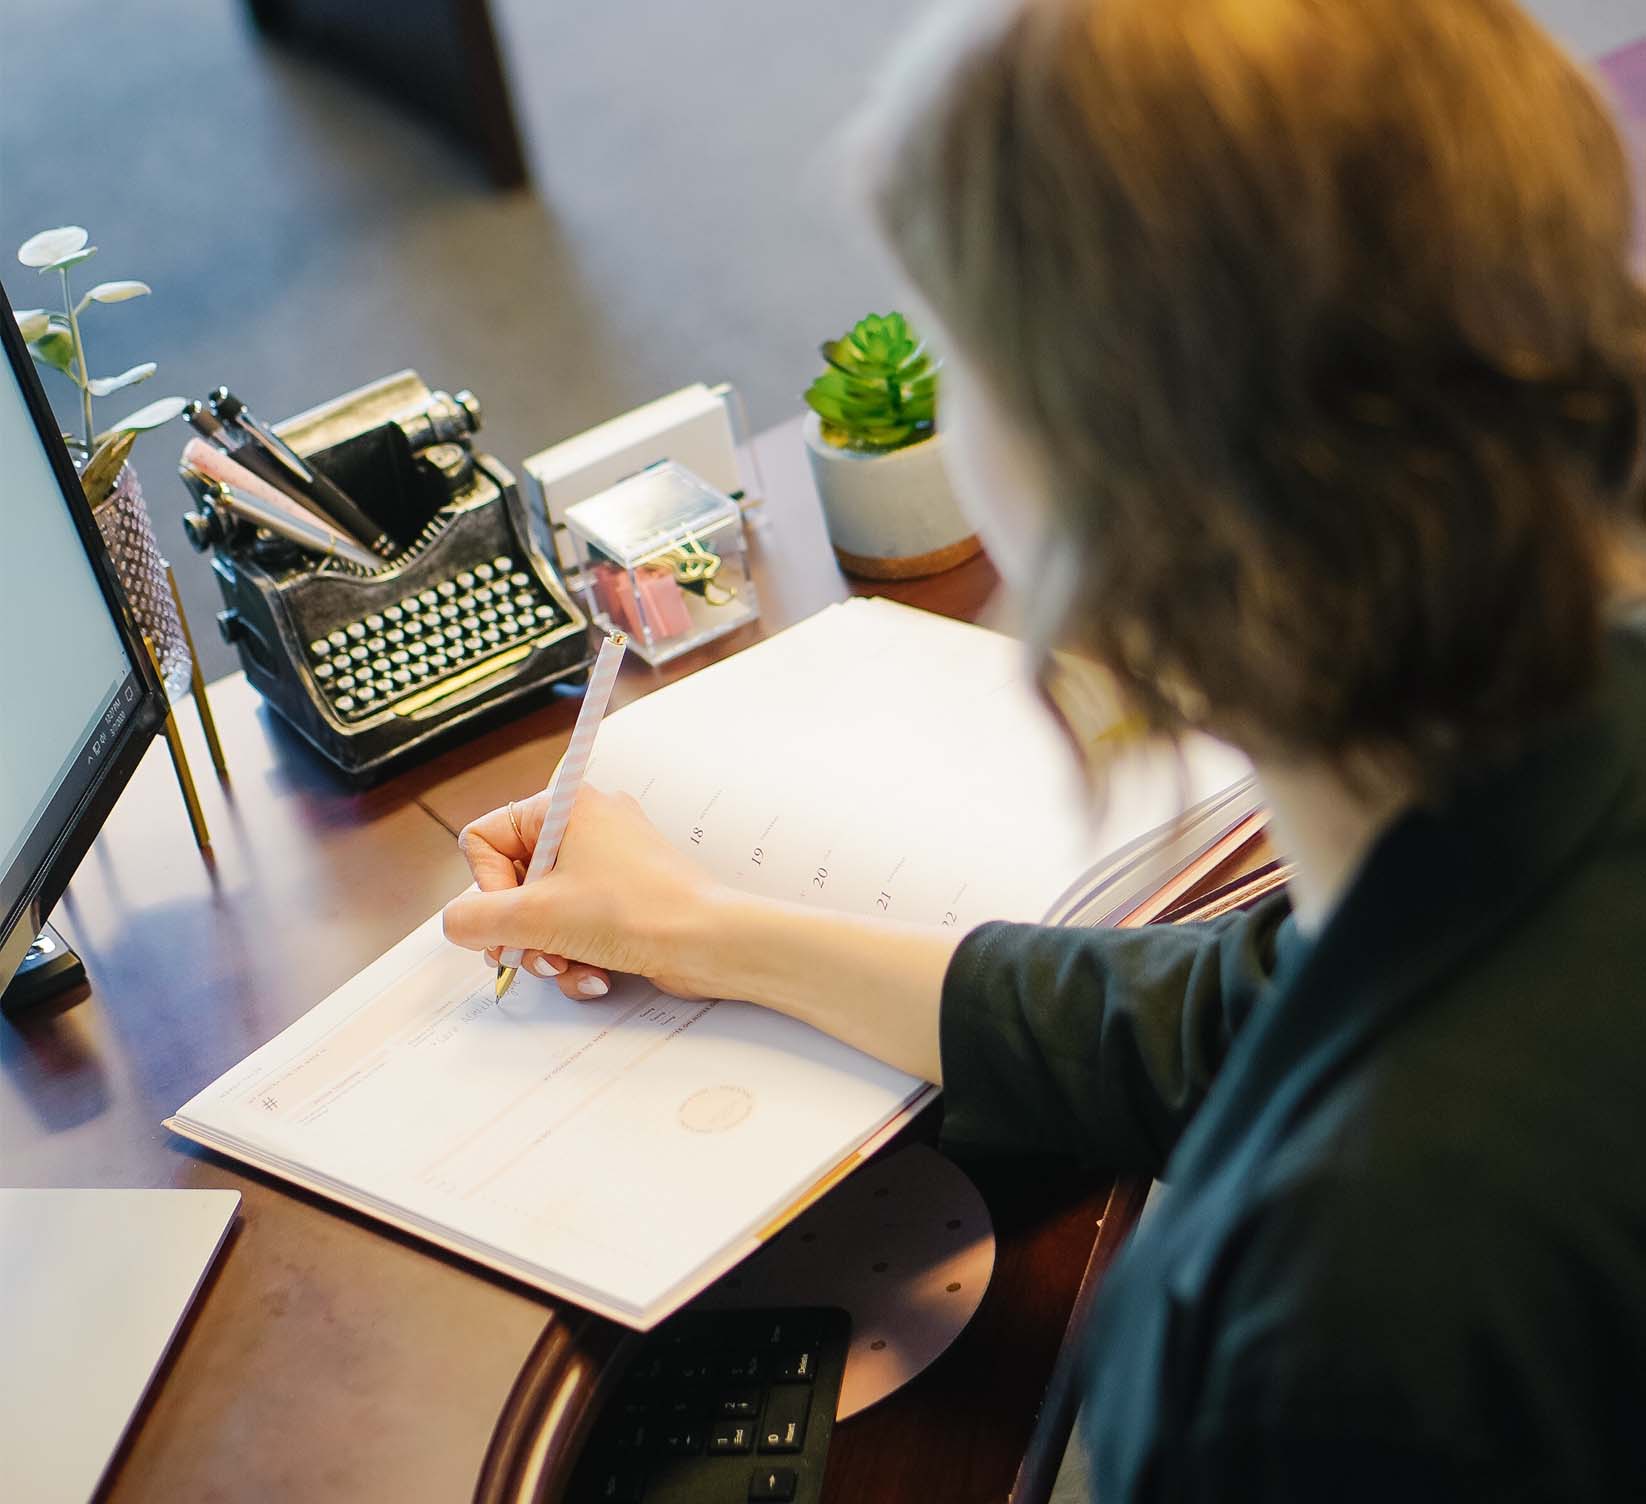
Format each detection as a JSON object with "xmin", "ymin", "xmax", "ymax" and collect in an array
[{"xmin": 875, "ymin": 891, "xmax": 891, "ymax": 911}]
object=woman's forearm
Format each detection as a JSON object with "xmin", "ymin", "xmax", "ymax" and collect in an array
[{"xmin": 689, "ymin": 891, "xmax": 960, "ymax": 1083}]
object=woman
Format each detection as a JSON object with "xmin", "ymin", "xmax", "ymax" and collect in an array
[{"xmin": 444, "ymin": 0, "xmax": 1646, "ymax": 1496}]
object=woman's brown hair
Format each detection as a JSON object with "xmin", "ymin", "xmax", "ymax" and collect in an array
[{"xmin": 866, "ymin": 0, "xmax": 1646, "ymax": 790}]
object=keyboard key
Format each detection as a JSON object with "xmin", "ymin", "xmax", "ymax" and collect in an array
[
  {"xmin": 309, "ymin": 638, "xmax": 329, "ymax": 658},
  {"xmin": 349, "ymin": 645, "xmax": 369, "ymax": 662},
  {"xmin": 493, "ymin": 555, "xmax": 512, "ymax": 571},
  {"xmin": 510, "ymin": 570, "xmax": 529, "ymax": 587},
  {"xmin": 386, "ymin": 628, "xmax": 404, "ymax": 645},
  {"xmin": 718, "ymin": 1389, "xmax": 760, "ymax": 1418},
  {"xmin": 400, "ymin": 596, "xmax": 421, "ymax": 615},
  {"xmin": 327, "ymin": 628, "xmax": 348, "ymax": 648},
  {"xmin": 366, "ymin": 636, "xmax": 386, "ymax": 653},
  {"xmin": 749, "ymin": 1467, "xmax": 798, "ymax": 1502},
  {"xmin": 775, "ymin": 1351, "xmax": 815, "ymax": 1383},
  {"xmin": 658, "ymin": 1424, "xmax": 701, "ymax": 1456},
  {"xmin": 314, "ymin": 661, "xmax": 334, "ymax": 680},
  {"xmin": 758, "ymin": 1387, "xmax": 808, "ymax": 1453},
  {"xmin": 364, "ymin": 613, "xmax": 384, "ymax": 631},
  {"xmin": 335, "ymin": 674, "xmax": 355, "ymax": 692},
  {"xmin": 437, "ymin": 580, "xmax": 457, "ymax": 597},
  {"xmin": 419, "ymin": 588, "xmax": 438, "ymax": 606},
  {"xmin": 710, "ymin": 1419, "xmax": 755, "ymax": 1454},
  {"xmin": 384, "ymin": 605, "xmax": 403, "ymax": 623},
  {"xmin": 594, "ymin": 1464, "xmax": 645, "ymax": 1503},
  {"xmin": 724, "ymin": 1353, "xmax": 763, "ymax": 1383},
  {"xmin": 346, "ymin": 621, "xmax": 366, "ymax": 639},
  {"xmin": 456, "ymin": 570, "xmax": 475, "ymax": 589},
  {"xmin": 335, "ymin": 695, "xmax": 354, "ymax": 714},
  {"xmin": 410, "ymin": 661, "xmax": 431, "ymax": 679},
  {"xmin": 408, "ymin": 641, "xmax": 428, "ymax": 657}
]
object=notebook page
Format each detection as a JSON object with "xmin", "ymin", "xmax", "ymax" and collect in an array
[
  {"xmin": 171, "ymin": 910, "xmax": 920, "ymax": 1322},
  {"xmin": 585, "ymin": 598, "xmax": 1251, "ymax": 930}
]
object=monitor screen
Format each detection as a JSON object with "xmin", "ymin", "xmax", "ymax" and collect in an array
[{"xmin": 0, "ymin": 342, "xmax": 150, "ymax": 957}]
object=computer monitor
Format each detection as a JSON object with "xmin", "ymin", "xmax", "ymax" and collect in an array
[{"xmin": 0, "ymin": 280, "xmax": 167, "ymax": 1011}]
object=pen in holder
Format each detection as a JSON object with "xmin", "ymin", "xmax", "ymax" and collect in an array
[
  {"xmin": 564, "ymin": 462, "xmax": 759, "ymax": 666},
  {"xmin": 179, "ymin": 371, "xmax": 591, "ymax": 784}
]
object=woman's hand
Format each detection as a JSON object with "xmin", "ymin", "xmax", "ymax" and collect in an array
[{"xmin": 442, "ymin": 785, "xmax": 726, "ymax": 1001}]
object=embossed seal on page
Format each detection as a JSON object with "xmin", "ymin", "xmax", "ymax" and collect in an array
[{"xmin": 680, "ymin": 1085, "xmax": 755, "ymax": 1133}]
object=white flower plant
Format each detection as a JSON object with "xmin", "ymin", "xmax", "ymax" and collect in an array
[{"xmin": 12, "ymin": 225, "xmax": 185, "ymax": 472}]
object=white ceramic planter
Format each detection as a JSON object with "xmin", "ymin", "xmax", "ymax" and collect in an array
[{"xmin": 802, "ymin": 413, "xmax": 981, "ymax": 580}]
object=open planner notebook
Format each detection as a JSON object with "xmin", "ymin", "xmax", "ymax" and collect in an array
[{"xmin": 169, "ymin": 598, "xmax": 1256, "ymax": 1328}]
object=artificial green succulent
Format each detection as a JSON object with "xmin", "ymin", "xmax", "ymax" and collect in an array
[{"xmin": 804, "ymin": 311, "xmax": 939, "ymax": 453}]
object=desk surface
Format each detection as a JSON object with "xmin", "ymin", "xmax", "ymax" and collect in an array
[{"xmin": 2, "ymin": 417, "xmax": 1127, "ymax": 1503}]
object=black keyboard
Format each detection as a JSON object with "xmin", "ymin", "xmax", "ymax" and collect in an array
[
  {"xmin": 303, "ymin": 553, "xmax": 570, "ymax": 722},
  {"xmin": 570, "ymin": 1307, "xmax": 850, "ymax": 1504}
]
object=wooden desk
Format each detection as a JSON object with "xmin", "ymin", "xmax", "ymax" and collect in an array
[{"xmin": 1, "ymin": 419, "xmax": 1130, "ymax": 1502}]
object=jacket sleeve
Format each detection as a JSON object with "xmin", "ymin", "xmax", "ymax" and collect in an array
[{"xmin": 938, "ymin": 895, "xmax": 1291, "ymax": 1176}]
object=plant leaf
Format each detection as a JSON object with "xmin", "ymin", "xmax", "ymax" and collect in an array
[
  {"xmin": 79, "ymin": 429, "xmax": 139, "ymax": 507},
  {"xmin": 75, "ymin": 279, "xmax": 150, "ymax": 314},
  {"xmin": 29, "ymin": 326, "xmax": 80, "ymax": 380},
  {"xmin": 96, "ymin": 394, "xmax": 187, "ymax": 442},
  {"xmin": 38, "ymin": 246, "xmax": 98, "ymax": 274},
  {"xmin": 13, "ymin": 308, "xmax": 50, "ymax": 342},
  {"xmin": 86, "ymin": 361, "xmax": 157, "ymax": 396},
  {"xmin": 17, "ymin": 225, "xmax": 88, "ymax": 268}
]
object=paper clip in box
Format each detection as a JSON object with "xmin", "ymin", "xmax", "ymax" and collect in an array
[{"xmin": 564, "ymin": 462, "xmax": 759, "ymax": 666}]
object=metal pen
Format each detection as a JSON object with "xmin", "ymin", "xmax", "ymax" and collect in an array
[
  {"xmin": 197, "ymin": 480, "xmax": 383, "ymax": 572},
  {"xmin": 209, "ymin": 387, "xmax": 395, "ymax": 558}
]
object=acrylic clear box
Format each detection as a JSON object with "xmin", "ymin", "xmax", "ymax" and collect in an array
[{"xmin": 562, "ymin": 461, "xmax": 759, "ymax": 666}]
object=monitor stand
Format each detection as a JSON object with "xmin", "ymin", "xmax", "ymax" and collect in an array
[{"xmin": 0, "ymin": 921, "xmax": 87, "ymax": 1015}]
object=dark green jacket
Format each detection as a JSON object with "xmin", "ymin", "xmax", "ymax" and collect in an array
[{"xmin": 940, "ymin": 621, "xmax": 1646, "ymax": 1501}]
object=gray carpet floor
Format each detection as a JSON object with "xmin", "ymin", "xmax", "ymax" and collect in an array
[{"xmin": 1, "ymin": 0, "xmax": 936, "ymax": 680}]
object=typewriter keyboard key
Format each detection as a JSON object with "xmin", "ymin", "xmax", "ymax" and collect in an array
[
  {"xmin": 481, "ymin": 627, "xmax": 501, "ymax": 645},
  {"xmin": 474, "ymin": 562, "xmax": 494, "ymax": 582},
  {"xmin": 480, "ymin": 608, "xmax": 498, "ymax": 624},
  {"xmin": 390, "ymin": 649, "xmax": 410, "ymax": 666},
  {"xmin": 440, "ymin": 602, "xmax": 459, "ymax": 620},
  {"xmin": 493, "ymin": 555, "xmax": 512, "ymax": 572},
  {"xmin": 465, "ymin": 635, "xmax": 485, "ymax": 655},
  {"xmin": 328, "ymin": 628, "xmax": 348, "ymax": 648},
  {"xmin": 391, "ymin": 668, "xmax": 412, "ymax": 686},
  {"xmin": 437, "ymin": 580, "xmax": 457, "ymax": 598},
  {"xmin": 335, "ymin": 695, "xmax": 355, "ymax": 714},
  {"xmin": 422, "ymin": 610, "xmax": 441, "ymax": 629},
  {"xmin": 456, "ymin": 570, "xmax": 474, "ymax": 589},
  {"xmin": 349, "ymin": 644, "xmax": 369, "ymax": 662},
  {"xmin": 386, "ymin": 628, "xmax": 404, "ymax": 645},
  {"xmin": 366, "ymin": 636, "xmax": 385, "ymax": 653},
  {"xmin": 365, "ymin": 613, "xmax": 384, "ymax": 631},
  {"xmin": 473, "ymin": 584, "xmax": 494, "ymax": 604},
  {"xmin": 336, "ymin": 674, "xmax": 355, "ymax": 692},
  {"xmin": 347, "ymin": 621, "xmax": 366, "ymax": 639},
  {"xmin": 510, "ymin": 571, "xmax": 529, "ymax": 587},
  {"xmin": 411, "ymin": 661, "xmax": 431, "ymax": 678},
  {"xmin": 372, "ymin": 657, "xmax": 391, "ymax": 674},
  {"xmin": 409, "ymin": 640, "xmax": 428, "ymax": 656},
  {"xmin": 310, "ymin": 638, "xmax": 330, "ymax": 658},
  {"xmin": 356, "ymin": 685, "xmax": 377, "ymax": 702},
  {"xmin": 419, "ymin": 588, "xmax": 438, "ymax": 606},
  {"xmin": 460, "ymin": 615, "xmax": 480, "ymax": 632},
  {"xmin": 384, "ymin": 605, "xmax": 403, "ymax": 623},
  {"xmin": 314, "ymin": 661, "xmax": 334, "ymax": 679}
]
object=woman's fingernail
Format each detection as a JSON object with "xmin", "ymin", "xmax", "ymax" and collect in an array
[
  {"xmin": 527, "ymin": 955, "xmax": 564, "ymax": 978},
  {"xmin": 578, "ymin": 976, "xmax": 609, "ymax": 998}
]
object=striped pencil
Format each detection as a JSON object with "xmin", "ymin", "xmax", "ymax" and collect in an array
[{"xmin": 494, "ymin": 632, "xmax": 628, "ymax": 999}]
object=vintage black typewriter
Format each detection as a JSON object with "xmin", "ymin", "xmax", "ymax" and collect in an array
[{"xmin": 180, "ymin": 371, "xmax": 589, "ymax": 783}]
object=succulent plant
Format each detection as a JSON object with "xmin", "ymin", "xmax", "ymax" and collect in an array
[
  {"xmin": 12, "ymin": 225, "xmax": 185, "ymax": 464},
  {"xmin": 803, "ymin": 311, "xmax": 939, "ymax": 453}
]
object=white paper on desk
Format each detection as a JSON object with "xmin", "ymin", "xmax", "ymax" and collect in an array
[
  {"xmin": 171, "ymin": 910, "xmax": 923, "ymax": 1327},
  {"xmin": 170, "ymin": 598, "xmax": 1253, "ymax": 1328}
]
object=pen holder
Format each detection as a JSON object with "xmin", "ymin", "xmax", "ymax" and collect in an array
[
  {"xmin": 563, "ymin": 462, "xmax": 759, "ymax": 666},
  {"xmin": 181, "ymin": 371, "xmax": 591, "ymax": 784}
]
